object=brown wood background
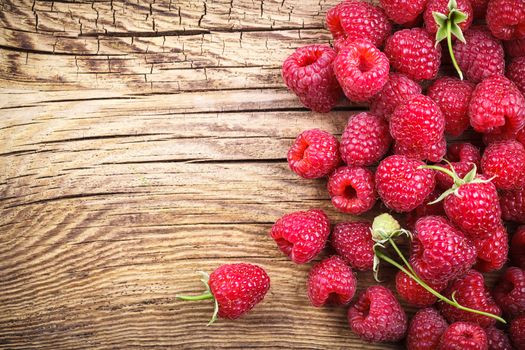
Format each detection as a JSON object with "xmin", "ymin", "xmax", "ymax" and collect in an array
[{"xmin": 1, "ymin": 0, "xmax": 500, "ymax": 349}]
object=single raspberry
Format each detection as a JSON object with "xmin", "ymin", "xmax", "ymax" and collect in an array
[
  {"xmin": 427, "ymin": 77, "xmax": 475, "ymax": 137},
  {"xmin": 270, "ymin": 209, "xmax": 330, "ymax": 264},
  {"xmin": 511, "ymin": 226, "xmax": 525, "ymax": 269},
  {"xmin": 439, "ymin": 270, "xmax": 502, "ymax": 328},
  {"xmin": 326, "ymin": 1, "xmax": 392, "ymax": 48},
  {"xmin": 485, "ymin": 326, "xmax": 513, "ymax": 350},
  {"xmin": 177, "ymin": 263, "xmax": 270, "ymax": 323},
  {"xmin": 424, "ymin": 0, "xmax": 473, "ymax": 36},
  {"xmin": 438, "ymin": 322, "xmax": 488, "ymax": 350},
  {"xmin": 406, "ymin": 190, "xmax": 446, "ymax": 230},
  {"xmin": 493, "ymin": 267, "xmax": 525, "ymax": 319},
  {"xmin": 333, "ymin": 39, "xmax": 390, "ymax": 102},
  {"xmin": 331, "ymin": 221, "xmax": 374, "ymax": 271},
  {"xmin": 327, "ymin": 166, "xmax": 376, "ymax": 215},
  {"xmin": 501, "ymin": 188, "xmax": 525, "ymax": 224},
  {"xmin": 390, "ymin": 94, "xmax": 445, "ymax": 150},
  {"xmin": 482, "ymin": 140, "xmax": 525, "ymax": 190},
  {"xmin": 287, "ymin": 129, "xmax": 341, "ymax": 179},
  {"xmin": 507, "ymin": 56, "xmax": 525, "ymax": 96},
  {"xmin": 340, "ymin": 112, "xmax": 391, "ymax": 166},
  {"xmin": 469, "ymin": 75, "xmax": 525, "ymax": 135},
  {"xmin": 505, "ymin": 38, "xmax": 525, "ymax": 58},
  {"xmin": 348, "ymin": 285, "xmax": 407, "ymax": 342},
  {"xmin": 410, "ymin": 216, "xmax": 477, "ymax": 285},
  {"xmin": 470, "ymin": 0, "xmax": 489, "ymax": 18},
  {"xmin": 486, "ymin": 0, "xmax": 525, "ymax": 40},
  {"xmin": 394, "ymin": 137, "xmax": 447, "ymax": 163},
  {"xmin": 473, "ymin": 225, "xmax": 508, "ymax": 273},
  {"xmin": 282, "ymin": 45, "xmax": 342, "ymax": 112},
  {"xmin": 509, "ymin": 316, "xmax": 525, "ymax": 349},
  {"xmin": 375, "ymin": 155, "xmax": 436, "ymax": 212},
  {"xmin": 307, "ymin": 256, "xmax": 357, "ymax": 307},
  {"xmin": 384, "ymin": 28, "xmax": 441, "ymax": 81},
  {"xmin": 396, "ymin": 271, "xmax": 448, "ymax": 308},
  {"xmin": 453, "ymin": 27, "xmax": 505, "ymax": 83},
  {"xmin": 436, "ymin": 143, "xmax": 481, "ymax": 189},
  {"xmin": 369, "ymin": 72, "xmax": 422, "ymax": 120},
  {"xmin": 407, "ymin": 308, "xmax": 448, "ymax": 350},
  {"xmin": 379, "ymin": 0, "xmax": 427, "ymax": 26}
]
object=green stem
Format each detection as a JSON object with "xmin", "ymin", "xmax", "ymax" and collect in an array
[
  {"xmin": 389, "ymin": 238, "xmax": 416, "ymax": 276},
  {"xmin": 447, "ymin": 19, "xmax": 464, "ymax": 80},
  {"xmin": 421, "ymin": 164, "xmax": 458, "ymax": 182},
  {"xmin": 176, "ymin": 291, "xmax": 214, "ymax": 301}
]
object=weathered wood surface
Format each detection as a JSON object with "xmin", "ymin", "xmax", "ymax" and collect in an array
[{"xmin": 0, "ymin": 0, "xmax": 499, "ymax": 349}]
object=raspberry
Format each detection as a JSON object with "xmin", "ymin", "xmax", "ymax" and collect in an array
[
  {"xmin": 331, "ymin": 221, "xmax": 374, "ymax": 271},
  {"xmin": 340, "ymin": 112, "xmax": 391, "ymax": 166},
  {"xmin": 379, "ymin": 0, "xmax": 427, "ymax": 25},
  {"xmin": 348, "ymin": 285, "xmax": 407, "ymax": 342},
  {"xmin": 501, "ymin": 188, "xmax": 525, "ymax": 224},
  {"xmin": 394, "ymin": 138, "xmax": 447, "ymax": 163},
  {"xmin": 384, "ymin": 28, "xmax": 441, "ymax": 81},
  {"xmin": 327, "ymin": 166, "xmax": 376, "ymax": 215},
  {"xmin": 333, "ymin": 39, "xmax": 390, "ymax": 102},
  {"xmin": 410, "ymin": 216, "xmax": 477, "ymax": 285},
  {"xmin": 505, "ymin": 38, "xmax": 525, "ymax": 58},
  {"xmin": 407, "ymin": 308, "xmax": 448, "ymax": 350},
  {"xmin": 270, "ymin": 209, "xmax": 330, "ymax": 264},
  {"xmin": 369, "ymin": 72, "xmax": 422, "ymax": 120},
  {"xmin": 326, "ymin": 1, "xmax": 392, "ymax": 48},
  {"xmin": 473, "ymin": 225, "xmax": 508, "ymax": 273},
  {"xmin": 493, "ymin": 267, "xmax": 525, "ymax": 319},
  {"xmin": 438, "ymin": 322, "xmax": 488, "ymax": 350},
  {"xmin": 470, "ymin": 0, "xmax": 489, "ymax": 18},
  {"xmin": 396, "ymin": 271, "xmax": 447, "ymax": 308},
  {"xmin": 511, "ymin": 226, "xmax": 525, "ymax": 269},
  {"xmin": 509, "ymin": 316, "xmax": 525, "ymax": 349},
  {"xmin": 427, "ymin": 77, "xmax": 475, "ymax": 137},
  {"xmin": 287, "ymin": 129, "xmax": 341, "ymax": 179},
  {"xmin": 424, "ymin": 0, "xmax": 473, "ymax": 36},
  {"xmin": 486, "ymin": 0, "xmax": 525, "ymax": 40},
  {"xmin": 453, "ymin": 27, "xmax": 505, "ymax": 83},
  {"xmin": 405, "ymin": 190, "xmax": 446, "ymax": 230},
  {"xmin": 439, "ymin": 270, "xmax": 502, "ymax": 328},
  {"xmin": 307, "ymin": 256, "xmax": 357, "ymax": 307},
  {"xmin": 390, "ymin": 95, "xmax": 445, "ymax": 151},
  {"xmin": 481, "ymin": 140, "xmax": 525, "ymax": 190},
  {"xmin": 375, "ymin": 155, "xmax": 436, "ymax": 212},
  {"xmin": 485, "ymin": 326, "xmax": 513, "ymax": 350},
  {"xmin": 282, "ymin": 45, "xmax": 342, "ymax": 112},
  {"xmin": 507, "ymin": 56, "xmax": 525, "ymax": 95}
]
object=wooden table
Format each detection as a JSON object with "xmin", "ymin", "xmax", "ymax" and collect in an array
[{"xmin": 1, "ymin": 0, "xmax": 412, "ymax": 348}]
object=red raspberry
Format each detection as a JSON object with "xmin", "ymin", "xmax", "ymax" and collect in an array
[
  {"xmin": 473, "ymin": 225, "xmax": 508, "ymax": 273},
  {"xmin": 438, "ymin": 322, "xmax": 488, "ymax": 350},
  {"xmin": 369, "ymin": 72, "xmax": 422, "ymax": 120},
  {"xmin": 511, "ymin": 226, "xmax": 525, "ymax": 269},
  {"xmin": 470, "ymin": 0, "xmax": 489, "ymax": 18},
  {"xmin": 396, "ymin": 271, "xmax": 448, "ymax": 308},
  {"xmin": 287, "ymin": 129, "xmax": 341, "ymax": 179},
  {"xmin": 439, "ymin": 270, "xmax": 502, "ymax": 328},
  {"xmin": 270, "ymin": 209, "xmax": 330, "ymax": 264},
  {"xmin": 501, "ymin": 188, "xmax": 525, "ymax": 224},
  {"xmin": 436, "ymin": 143, "xmax": 481, "ymax": 190},
  {"xmin": 407, "ymin": 308, "xmax": 449, "ymax": 350},
  {"xmin": 486, "ymin": 0, "xmax": 525, "ymax": 40},
  {"xmin": 453, "ymin": 27, "xmax": 505, "ymax": 83},
  {"xmin": 505, "ymin": 38, "xmax": 525, "ymax": 58},
  {"xmin": 327, "ymin": 166, "xmax": 376, "ymax": 215},
  {"xmin": 331, "ymin": 221, "xmax": 374, "ymax": 271},
  {"xmin": 326, "ymin": 1, "xmax": 392, "ymax": 48},
  {"xmin": 282, "ymin": 45, "xmax": 342, "ymax": 113},
  {"xmin": 485, "ymin": 326, "xmax": 513, "ymax": 350},
  {"xmin": 379, "ymin": 0, "xmax": 427, "ymax": 25},
  {"xmin": 348, "ymin": 285, "xmax": 407, "ymax": 342},
  {"xmin": 390, "ymin": 94, "xmax": 445, "ymax": 151},
  {"xmin": 384, "ymin": 28, "xmax": 441, "ymax": 81},
  {"xmin": 307, "ymin": 256, "xmax": 357, "ymax": 307},
  {"xmin": 333, "ymin": 39, "xmax": 390, "ymax": 102},
  {"xmin": 177, "ymin": 263, "xmax": 270, "ymax": 322},
  {"xmin": 427, "ymin": 77, "xmax": 475, "ymax": 137},
  {"xmin": 424, "ymin": 0, "xmax": 473, "ymax": 36},
  {"xmin": 507, "ymin": 57, "xmax": 525, "ymax": 96},
  {"xmin": 406, "ymin": 190, "xmax": 446, "ymax": 230},
  {"xmin": 375, "ymin": 155, "xmax": 436, "ymax": 212},
  {"xmin": 394, "ymin": 137, "xmax": 447, "ymax": 163},
  {"xmin": 482, "ymin": 140, "xmax": 525, "ymax": 190},
  {"xmin": 509, "ymin": 316, "xmax": 525, "ymax": 349},
  {"xmin": 469, "ymin": 75, "xmax": 525, "ymax": 135},
  {"xmin": 340, "ymin": 112, "xmax": 391, "ymax": 166},
  {"xmin": 493, "ymin": 267, "xmax": 525, "ymax": 319},
  {"xmin": 410, "ymin": 216, "xmax": 477, "ymax": 285}
]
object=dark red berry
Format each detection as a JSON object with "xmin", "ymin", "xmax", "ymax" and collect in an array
[
  {"xmin": 331, "ymin": 221, "xmax": 374, "ymax": 271},
  {"xmin": 486, "ymin": 0, "xmax": 525, "ymax": 40},
  {"xmin": 511, "ymin": 226, "xmax": 525, "ymax": 269},
  {"xmin": 505, "ymin": 38, "xmax": 525, "ymax": 58},
  {"xmin": 501, "ymin": 188, "xmax": 525, "ymax": 224},
  {"xmin": 379, "ymin": 0, "xmax": 427, "ymax": 25},
  {"xmin": 438, "ymin": 322, "xmax": 488, "ymax": 350},
  {"xmin": 327, "ymin": 166, "xmax": 376, "ymax": 215},
  {"xmin": 493, "ymin": 267, "xmax": 525, "ymax": 319},
  {"xmin": 394, "ymin": 137, "xmax": 447, "ymax": 163},
  {"xmin": 507, "ymin": 56, "xmax": 525, "ymax": 96},
  {"xmin": 473, "ymin": 225, "xmax": 508, "ymax": 273},
  {"xmin": 396, "ymin": 271, "xmax": 447, "ymax": 308},
  {"xmin": 509, "ymin": 316, "xmax": 525, "ymax": 349},
  {"xmin": 481, "ymin": 140, "xmax": 525, "ymax": 190},
  {"xmin": 407, "ymin": 308, "xmax": 448, "ymax": 350},
  {"xmin": 485, "ymin": 326, "xmax": 513, "ymax": 350}
]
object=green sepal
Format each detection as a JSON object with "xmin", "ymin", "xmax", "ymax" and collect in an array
[
  {"xmin": 435, "ymin": 26, "xmax": 448, "ymax": 46},
  {"xmin": 450, "ymin": 22, "xmax": 466, "ymax": 43},
  {"xmin": 433, "ymin": 11, "xmax": 448, "ymax": 27},
  {"xmin": 176, "ymin": 271, "xmax": 220, "ymax": 326},
  {"xmin": 448, "ymin": 0, "xmax": 458, "ymax": 10}
]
